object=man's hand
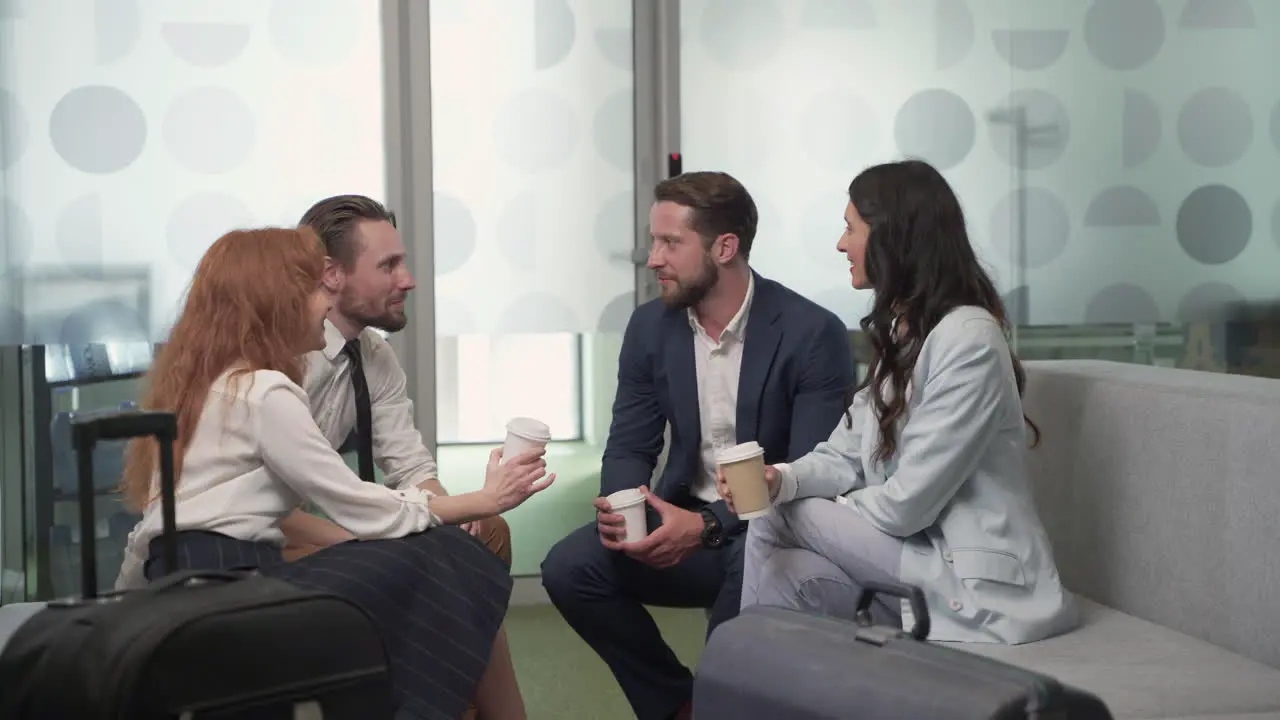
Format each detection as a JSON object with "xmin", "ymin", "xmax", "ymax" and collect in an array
[
  {"xmin": 594, "ymin": 495, "xmax": 629, "ymax": 551},
  {"xmin": 622, "ymin": 488, "xmax": 704, "ymax": 569}
]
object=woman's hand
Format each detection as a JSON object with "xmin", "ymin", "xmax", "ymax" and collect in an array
[
  {"xmin": 716, "ymin": 464, "xmax": 782, "ymax": 513},
  {"xmin": 480, "ymin": 447, "xmax": 556, "ymax": 514}
]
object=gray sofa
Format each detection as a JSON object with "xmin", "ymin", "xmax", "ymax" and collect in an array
[
  {"xmin": 957, "ymin": 360, "xmax": 1280, "ymax": 719},
  {"xmin": 697, "ymin": 360, "xmax": 1280, "ymax": 719}
]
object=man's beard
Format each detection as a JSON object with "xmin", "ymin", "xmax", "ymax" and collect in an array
[
  {"xmin": 660, "ymin": 258, "xmax": 719, "ymax": 310},
  {"xmin": 339, "ymin": 293, "xmax": 408, "ymax": 333}
]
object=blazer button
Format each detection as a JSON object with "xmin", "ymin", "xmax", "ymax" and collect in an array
[{"xmin": 948, "ymin": 599, "xmax": 963, "ymax": 612}]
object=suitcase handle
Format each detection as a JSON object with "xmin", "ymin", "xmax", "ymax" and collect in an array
[
  {"xmin": 854, "ymin": 580, "xmax": 931, "ymax": 641},
  {"xmin": 71, "ymin": 409, "xmax": 179, "ymax": 599}
]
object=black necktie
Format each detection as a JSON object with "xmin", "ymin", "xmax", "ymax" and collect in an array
[{"xmin": 342, "ymin": 339, "xmax": 377, "ymax": 483}]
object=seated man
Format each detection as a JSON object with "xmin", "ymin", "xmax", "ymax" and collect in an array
[
  {"xmin": 541, "ymin": 172, "xmax": 855, "ymax": 720},
  {"xmin": 291, "ymin": 195, "xmax": 523, "ymax": 718},
  {"xmin": 281, "ymin": 194, "xmax": 510, "ymax": 565}
]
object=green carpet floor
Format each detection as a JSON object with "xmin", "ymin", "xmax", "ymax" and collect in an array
[{"xmin": 506, "ymin": 604, "xmax": 708, "ymax": 719}]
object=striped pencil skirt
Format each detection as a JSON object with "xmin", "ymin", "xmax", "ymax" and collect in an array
[{"xmin": 145, "ymin": 527, "xmax": 513, "ymax": 720}]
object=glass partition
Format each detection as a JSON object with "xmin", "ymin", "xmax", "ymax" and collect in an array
[
  {"xmin": 0, "ymin": 0, "xmax": 387, "ymax": 601},
  {"xmin": 678, "ymin": 0, "xmax": 1280, "ymax": 377},
  {"xmin": 428, "ymin": 0, "xmax": 638, "ymax": 575}
]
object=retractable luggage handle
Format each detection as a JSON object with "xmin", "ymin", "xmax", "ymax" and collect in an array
[
  {"xmin": 854, "ymin": 579, "xmax": 931, "ymax": 641},
  {"xmin": 70, "ymin": 409, "xmax": 178, "ymax": 599}
]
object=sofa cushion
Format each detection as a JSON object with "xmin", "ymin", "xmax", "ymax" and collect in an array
[
  {"xmin": 1022, "ymin": 361, "xmax": 1280, "ymax": 669},
  {"xmin": 949, "ymin": 600, "xmax": 1280, "ymax": 719}
]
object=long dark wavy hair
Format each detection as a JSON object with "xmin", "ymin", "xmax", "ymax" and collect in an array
[{"xmin": 845, "ymin": 159, "xmax": 1038, "ymax": 463}]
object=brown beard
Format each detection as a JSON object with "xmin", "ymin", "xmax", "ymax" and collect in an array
[
  {"xmin": 660, "ymin": 256, "xmax": 719, "ymax": 310},
  {"xmin": 338, "ymin": 292, "xmax": 407, "ymax": 333}
]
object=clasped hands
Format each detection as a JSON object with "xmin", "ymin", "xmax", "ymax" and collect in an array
[{"xmin": 595, "ymin": 465, "xmax": 781, "ymax": 569}]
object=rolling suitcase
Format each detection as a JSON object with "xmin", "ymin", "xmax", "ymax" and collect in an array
[
  {"xmin": 0, "ymin": 408, "xmax": 396, "ymax": 720},
  {"xmin": 693, "ymin": 580, "xmax": 1114, "ymax": 719}
]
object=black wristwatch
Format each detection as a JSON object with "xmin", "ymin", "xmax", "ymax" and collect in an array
[{"xmin": 699, "ymin": 508, "xmax": 725, "ymax": 549}]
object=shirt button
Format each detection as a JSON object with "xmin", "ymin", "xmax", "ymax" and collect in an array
[{"xmin": 949, "ymin": 599, "xmax": 964, "ymax": 612}]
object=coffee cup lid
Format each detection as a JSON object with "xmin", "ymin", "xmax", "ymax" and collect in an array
[
  {"xmin": 506, "ymin": 416, "xmax": 552, "ymax": 441},
  {"xmin": 605, "ymin": 488, "xmax": 645, "ymax": 508},
  {"xmin": 716, "ymin": 441, "xmax": 764, "ymax": 465}
]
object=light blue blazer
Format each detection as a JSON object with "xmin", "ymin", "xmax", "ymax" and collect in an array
[{"xmin": 774, "ymin": 306, "xmax": 1078, "ymax": 644}]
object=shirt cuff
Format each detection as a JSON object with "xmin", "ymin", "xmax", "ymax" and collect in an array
[
  {"xmin": 772, "ymin": 462, "xmax": 800, "ymax": 505},
  {"xmin": 397, "ymin": 486, "xmax": 443, "ymax": 528}
]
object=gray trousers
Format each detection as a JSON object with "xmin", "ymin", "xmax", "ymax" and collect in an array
[{"xmin": 742, "ymin": 497, "xmax": 906, "ymax": 626}]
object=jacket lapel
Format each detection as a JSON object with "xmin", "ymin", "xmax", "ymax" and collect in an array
[
  {"xmin": 737, "ymin": 277, "xmax": 783, "ymax": 443},
  {"xmin": 665, "ymin": 312, "xmax": 700, "ymax": 454}
]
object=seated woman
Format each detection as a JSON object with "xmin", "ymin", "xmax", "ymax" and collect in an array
[
  {"xmin": 115, "ymin": 226, "xmax": 553, "ymax": 719},
  {"xmin": 722, "ymin": 160, "xmax": 1077, "ymax": 645}
]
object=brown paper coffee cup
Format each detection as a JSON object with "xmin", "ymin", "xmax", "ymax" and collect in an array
[{"xmin": 717, "ymin": 442, "xmax": 770, "ymax": 519}]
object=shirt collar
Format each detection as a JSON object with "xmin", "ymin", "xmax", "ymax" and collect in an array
[
  {"xmin": 321, "ymin": 319, "xmax": 348, "ymax": 362},
  {"xmin": 687, "ymin": 272, "xmax": 755, "ymax": 341}
]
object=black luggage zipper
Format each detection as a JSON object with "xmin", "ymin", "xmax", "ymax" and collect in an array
[{"xmin": 172, "ymin": 667, "xmax": 388, "ymax": 715}]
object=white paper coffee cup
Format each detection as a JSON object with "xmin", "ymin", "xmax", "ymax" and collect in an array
[
  {"xmin": 501, "ymin": 417, "xmax": 551, "ymax": 463},
  {"xmin": 716, "ymin": 441, "xmax": 770, "ymax": 520},
  {"xmin": 605, "ymin": 488, "xmax": 648, "ymax": 543}
]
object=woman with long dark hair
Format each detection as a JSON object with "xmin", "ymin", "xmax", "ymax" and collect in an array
[
  {"xmin": 723, "ymin": 160, "xmax": 1077, "ymax": 644},
  {"xmin": 116, "ymin": 227, "xmax": 550, "ymax": 718}
]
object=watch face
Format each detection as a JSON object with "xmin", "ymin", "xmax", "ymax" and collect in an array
[{"xmin": 700, "ymin": 511, "xmax": 723, "ymax": 548}]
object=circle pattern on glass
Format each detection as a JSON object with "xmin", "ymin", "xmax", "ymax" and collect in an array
[
  {"xmin": 493, "ymin": 89, "xmax": 580, "ymax": 174},
  {"xmin": 894, "ymin": 89, "xmax": 975, "ymax": 170},
  {"xmin": 166, "ymin": 192, "xmax": 255, "ymax": 270},
  {"xmin": 1085, "ymin": 283, "xmax": 1160, "ymax": 324},
  {"xmin": 433, "ymin": 193, "xmax": 478, "ymax": 275},
  {"xmin": 800, "ymin": 89, "xmax": 880, "ymax": 171},
  {"xmin": 1176, "ymin": 185, "xmax": 1252, "ymax": 265},
  {"xmin": 699, "ymin": 0, "xmax": 785, "ymax": 68},
  {"xmin": 1178, "ymin": 282, "xmax": 1244, "ymax": 322},
  {"xmin": 1083, "ymin": 0, "xmax": 1165, "ymax": 71},
  {"xmin": 1177, "ymin": 87, "xmax": 1254, "ymax": 167},
  {"xmin": 592, "ymin": 89, "xmax": 632, "ymax": 172},
  {"xmin": 163, "ymin": 86, "xmax": 257, "ymax": 174},
  {"xmin": 535, "ymin": 0, "xmax": 577, "ymax": 70},
  {"xmin": 988, "ymin": 188, "xmax": 1071, "ymax": 269},
  {"xmin": 269, "ymin": 0, "xmax": 359, "ymax": 66},
  {"xmin": 989, "ymin": 89, "xmax": 1071, "ymax": 170},
  {"xmin": 49, "ymin": 86, "xmax": 147, "ymax": 173}
]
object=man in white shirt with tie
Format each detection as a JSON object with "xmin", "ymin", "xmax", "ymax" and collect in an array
[{"xmin": 279, "ymin": 194, "xmax": 511, "ymax": 567}]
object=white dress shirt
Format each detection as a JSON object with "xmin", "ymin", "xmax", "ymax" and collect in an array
[
  {"xmin": 303, "ymin": 321, "xmax": 438, "ymax": 489},
  {"xmin": 689, "ymin": 273, "xmax": 755, "ymax": 503},
  {"xmin": 115, "ymin": 368, "xmax": 440, "ymax": 589}
]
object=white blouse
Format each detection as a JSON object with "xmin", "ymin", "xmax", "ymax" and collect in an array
[{"xmin": 115, "ymin": 369, "xmax": 439, "ymax": 589}]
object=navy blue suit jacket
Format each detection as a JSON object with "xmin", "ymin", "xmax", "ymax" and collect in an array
[{"xmin": 600, "ymin": 273, "xmax": 856, "ymax": 537}]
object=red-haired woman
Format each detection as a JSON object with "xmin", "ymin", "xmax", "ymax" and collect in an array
[{"xmin": 116, "ymin": 227, "xmax": 550, "ymax": 719}]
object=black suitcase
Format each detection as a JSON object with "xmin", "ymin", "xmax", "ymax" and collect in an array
[
  {"xmin": 0, "ymin": 408, "xmax": 396, "ymax": 719},
  {"xmin": 693, "ymin": 580, "xmax": 1114, "ymax": 719}
]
